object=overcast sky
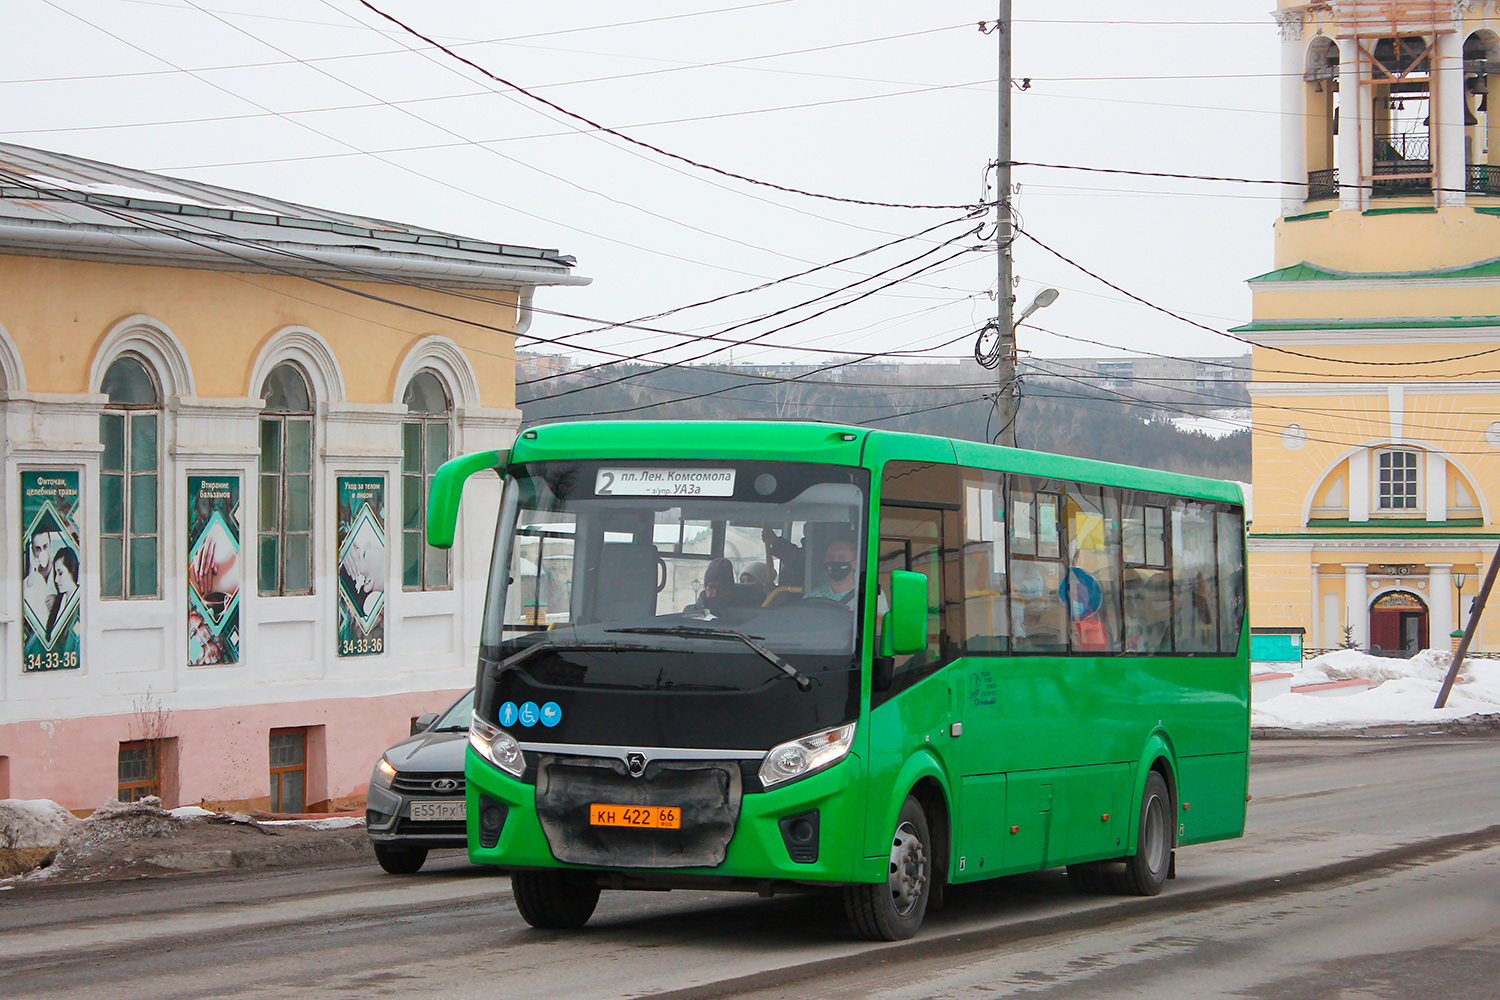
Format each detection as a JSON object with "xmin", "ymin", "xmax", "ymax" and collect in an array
[{"xmin": 4, "ymin": 0, "xmax": 1283, "ymax": 373}]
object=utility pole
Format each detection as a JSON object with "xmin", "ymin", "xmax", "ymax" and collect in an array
[{"xmin": 994, "ymin": 0, "xmax": 1016, "ymax": 447}]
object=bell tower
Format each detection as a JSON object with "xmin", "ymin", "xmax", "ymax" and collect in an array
[{"xmin": 1243, "ymin": 1, "xmax": 1500, "ymax": 654}]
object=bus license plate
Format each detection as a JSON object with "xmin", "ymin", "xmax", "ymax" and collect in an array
[
  {"xmin": 410, "ymin": 800, "xmax": 466, "ymax": 822},
  {"xmin": 589, "ymin": 804, "xmax": 681, "ymax": 829}
]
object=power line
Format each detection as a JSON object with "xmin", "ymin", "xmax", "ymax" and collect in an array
[
  {"xmin": 355, "ymin": 0, "xmax": 984, "ymax": 212},
  {"xmin": 1015, "ymin": 225, "xmax": 1500, "ymax": 368},
  {"xmin": 522, "ymin": 222, "xmax": 981, "ymax": 386},
  {"xmin": 529, "ymin": 233, "xmax": 983, "ymax": 405}
]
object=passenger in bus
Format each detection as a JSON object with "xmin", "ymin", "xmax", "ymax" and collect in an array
[
  {"xmin": 738, "ymin": 561, "xmax": 772, "ymax": 595},
  {"xmin": 696, "ymin": 557, "xmax": 736, "ymax": 610},
  {"xmin": 760, "ymin": 527, "xmax": 806, "ymax": 588},
  {"xmin": 804, "ymin": 535, "xmax": 859, "ymax": 608}
]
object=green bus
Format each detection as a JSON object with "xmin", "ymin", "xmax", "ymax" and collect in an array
[{"xmin": 430, "ymin": 421, "xmax": 1248, "ymax": 940}]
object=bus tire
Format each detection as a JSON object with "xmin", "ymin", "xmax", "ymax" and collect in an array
[
  {"xmin": 373, "ymin": 844, "xmax": 428, "ymax": 874},
  {"xmin": 843, "ymin": 796, "xmax": 931, "ymax": 941},
  {"xmin": 511, "ymin": 870, "xmax": 601, "ymax": 929},
  {"xmin": 1118, "ymin": 770, "xmax": 1173, "ymax": 896}
]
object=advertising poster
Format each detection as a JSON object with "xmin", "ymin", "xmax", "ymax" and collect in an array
[
  {"xmin": 21, "ymin": 469, "xmax": 82, "ymax": 672},
  {"xmin": 337, "ymin": 476, "xmax": 386, "ymax": 657},
  {"xmin": 187, "ymin": 476, "xmax": 241, "ymax": 665}
]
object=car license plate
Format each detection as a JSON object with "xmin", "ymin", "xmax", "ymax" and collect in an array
[
  {"xmin": 410, "ymin": 800, "xmax": 466, "ymax": 822},
  {"xmin": 589, "ymin": 804, "xmax": 681, "ymax": 829}
]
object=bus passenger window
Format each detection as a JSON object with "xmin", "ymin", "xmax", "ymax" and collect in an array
[
  {"xmin": 1123, "ymin": 499, "xmax": 1171, "ymax": 653},
  {"xmin": 1063, "ymin": 485, "xmax": 1122, "ymax": 653},
  {"xmin": 1010, "ymin": 482, "xmax": 1067, "ymax": 654},
  {"xmin": 962, "ymin": 476, "xmax": 1008, "ymax": 653},
  {"xmin": 1172, "ymin": 501, "xmax": 1219, "ymax": 653},
  {"xmin": 1216, "ymin": 508, "xmax": 1245, "ymax": 654}
]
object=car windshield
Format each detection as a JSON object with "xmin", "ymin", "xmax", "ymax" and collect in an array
[
  {"xmin": 431, "ymin": 689, "xmax": 474, "ymax": 730},
  {"xmin": 476, "ymin": 459, "xmax": 869, "ymax": 750}
]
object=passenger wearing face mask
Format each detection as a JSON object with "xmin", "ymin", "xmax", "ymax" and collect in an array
[{"xmin": 803, "ymin": 536, "xmax": 860, "ymax": 607}]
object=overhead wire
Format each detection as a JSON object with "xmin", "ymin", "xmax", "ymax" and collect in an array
[
  {"xmin": 528, "ymin": 231, "xmax": 984, "ymax": 405},
  {"xmin": 1015, "ymin": 224, "xmax": 1500, "ymax": 368},
  {"xmin": 353, "ymin": 0, "xmax": 984, "ymax": 211}
]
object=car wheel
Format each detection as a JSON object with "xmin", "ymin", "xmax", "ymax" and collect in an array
[
  {"xmin": 511, "ymin": 870, "xmax": 601, "ymax": 929},
  {"xmin": 373, "ymin": 844, "xmax": 428, "ymax": 875},
  {"xmin": 843, "ymin": 796, "xmax": 931, "ymax": 941}
]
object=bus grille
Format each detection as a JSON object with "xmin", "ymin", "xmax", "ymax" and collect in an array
[{"xmin": 534, "ymin": 756, "xmax": 742, "ymax": 869}]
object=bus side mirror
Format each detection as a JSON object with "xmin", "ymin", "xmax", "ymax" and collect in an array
[
  {"xmin": 427, "ymin": 449, "xmax": 509, "ymax": 549},
  {"xmin": 886, "ymin": 570, "xmax": 928, "ymax": 656}
]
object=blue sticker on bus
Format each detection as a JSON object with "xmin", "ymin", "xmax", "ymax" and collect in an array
[
  {"xmin": 519, "ymin": 702, "xmax": 540, "ymax": 727},
  {"xmin": 540, "ymin": 702, "xmax": 562, "ymax": 727},
  {"xmin": 498, "ymin": 701, "xmax": 519, "ymax": 727}
]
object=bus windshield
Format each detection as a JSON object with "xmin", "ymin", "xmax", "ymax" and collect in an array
[{"xmin": 478, "ymin": 459, "xmax": 870, "ymax": 751}]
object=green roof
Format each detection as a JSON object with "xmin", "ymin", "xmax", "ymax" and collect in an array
[
  {"xmin": 1229, "ymin": 315, "xmax": 1500, "ymax": 333},
  {"xmin": 1249, "ymin": 257, "xmax": 1500, "ymax": 284}
]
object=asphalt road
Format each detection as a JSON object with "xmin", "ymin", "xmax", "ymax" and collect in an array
[{"xmin": 4, "ymin": 737, "xmax": 1500, "ymax": 1000}]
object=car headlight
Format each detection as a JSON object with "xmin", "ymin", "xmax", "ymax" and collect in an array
[
  {"xmin": 470, "ymin": 710, "xmax": 524, "ymax": 778},
  {"xmin": 759, "ymin": 722, "xmax": 856, "ymax": 789},
  {"xmin": 372, "ymin": 757, "xmax": 397, "ymax": 788}
]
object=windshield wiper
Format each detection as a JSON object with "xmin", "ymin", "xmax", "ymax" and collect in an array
[
  {"xmin": 604, "ymin": 625, "xmax": 813, "ymax": 692},
  {"xmin": 488, "ymin": 637, "xmax": 639, "ymax": 678}
]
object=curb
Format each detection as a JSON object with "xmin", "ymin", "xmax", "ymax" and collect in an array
[{"xmin": 1253, "ymin": 718, "xmax": 1500, "ymax": 739}]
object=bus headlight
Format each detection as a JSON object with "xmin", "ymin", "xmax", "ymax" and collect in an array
[
  {"xmin": 470, "ymin": 711, "xmax": 524, "ymax": 778},
  {"xmin": 759, "ymin": 723, "xmax": 856, "ymax": 789}
]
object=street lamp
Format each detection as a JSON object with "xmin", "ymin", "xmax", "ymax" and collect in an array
[
  {"xmin": 1016, "ymin": 287, "xmax": 1060, "ymax": 325},
  {"xmin": 1456, "ymin": 572, "xmax": 1469, "ymax": 626}
]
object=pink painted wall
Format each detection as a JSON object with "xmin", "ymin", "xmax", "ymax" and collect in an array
[{"xmin": 0, "ymin": 687, "xmax": 468, "ymax": 812}]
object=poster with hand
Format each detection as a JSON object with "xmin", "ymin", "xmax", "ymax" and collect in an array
[{"xmin": 187, "ymin": 476, "xmax": 241, "ymax": 665}]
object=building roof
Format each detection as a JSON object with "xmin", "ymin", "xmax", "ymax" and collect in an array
[
  {"xmin": 0, "ymin": 142, "xmax": 587, "ymax": 290},
  {"xmin": 1248, "ymin": 257, "xmax": 1500, "ymax": 284}
]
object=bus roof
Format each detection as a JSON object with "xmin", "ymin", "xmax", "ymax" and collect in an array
[{"xmin": 512, "ymin": 420, "xmax": 1243, "ymax": 507}]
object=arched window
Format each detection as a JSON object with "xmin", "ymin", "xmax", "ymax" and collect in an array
[
  {"xmin": 101, "ymin": 354, "xmax": 160, "ymax": 599},
  {"xmin": 402, "ymin": 370, "xmax": 451, "ymax": 590},
  {"xmin": 260, "ymin": 362, "xmax": 314, "ymax": 595}
]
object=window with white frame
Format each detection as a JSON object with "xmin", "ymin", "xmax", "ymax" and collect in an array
[
  {"xmin": 259, "ymin": 362, "xmax": 315, "ymax": 595},
  {"xmin": 402, "ymin": 370, "xmax": 451, "ymax": 590},
  {"xmin": 100, "ymin": 354, "xmax": 160, "ymax": 599},
  {"xmin": 1378, "ymin": 449, "xmax": 1419, "ymax": 510}
]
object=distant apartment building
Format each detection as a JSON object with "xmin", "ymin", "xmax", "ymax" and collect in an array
[
  {"xmin": 0, "ymin": 143, "xmax": 587, "ymax": 812},
  {"xmin": 1021, "ymin": 356, "xmax": 1251, "ymax": 393}
]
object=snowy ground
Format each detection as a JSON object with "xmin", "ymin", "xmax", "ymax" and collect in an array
[{"xmin": 1254, "ymin": 648, "xmax": 1500, "ymax": 730}]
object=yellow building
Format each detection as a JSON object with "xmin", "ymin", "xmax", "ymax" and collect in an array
[
  {"xmin": 1246, "ymin": 1, "xmax": 1500, "ymax": 653},
  {"xmin": 0, "ymin": 142, "xmax": 588, "ymax": 811}
]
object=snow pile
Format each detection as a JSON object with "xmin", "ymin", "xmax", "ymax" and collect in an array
[
  {"xmin": 1253, "ymin": 648, "xmax": 1500, "ymax": 730},
  {"xmin": 45, "ymin": 797, "xmax": 184, "ymax": 874},
  {"xmin": 0, "ymin": 799, "xmax": 79, "ymax": 849}
]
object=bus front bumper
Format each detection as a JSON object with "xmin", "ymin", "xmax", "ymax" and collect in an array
[{"xmin": 464, "ymin": 750, "xmax": 883, "ymax": 886}]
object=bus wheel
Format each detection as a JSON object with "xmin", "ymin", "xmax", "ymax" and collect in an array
[
  {"xmin": 373, "ymin": 845, "xmax": 427, "ymax": 874},
  {"xmin": 511, "ymin": 870, "xmax": 601, "ymax": 929},
  {"xmin": 843, "ymin": 796, "xmax": 931, "ymax": 941},
  {"xmin": 1120, "ymin": 771, "xmax": 1173, "ymax": 896}
]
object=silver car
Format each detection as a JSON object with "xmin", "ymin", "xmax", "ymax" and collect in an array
[{"xmin": 365, "ymin": 689, "xmax": 472, "ymax": 874}]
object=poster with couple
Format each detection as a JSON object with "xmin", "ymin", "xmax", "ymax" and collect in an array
[
  {"xmin": 188, "ymin": 476, "xmax": 241, "ymax": 665},
  {"xmin": 337, "ymin": 476, "xmax": 386, "ymax": 657},
  {"xmin": 21, "ymin": 470, "xmax": 83, "ymax": 672}
]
